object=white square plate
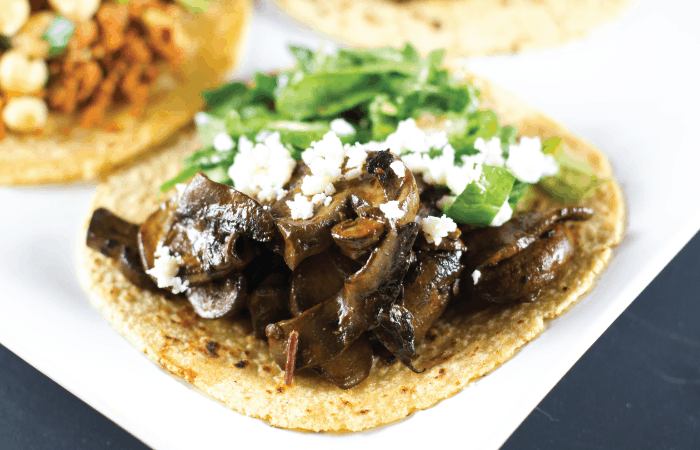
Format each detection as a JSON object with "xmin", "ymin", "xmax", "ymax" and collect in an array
[{"xmin": 1, "ymin": 0, "xmax": 698, "ymax": 448}]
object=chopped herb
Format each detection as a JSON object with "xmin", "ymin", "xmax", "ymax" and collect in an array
[{"xmin": 43, "ymin": 16, "xmax": 74, "ymax": 58}]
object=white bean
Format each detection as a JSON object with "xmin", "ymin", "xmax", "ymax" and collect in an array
[
  {"xmin": 0, "ymin": 51, "xmax": 48, "ymax": 95},
  {"xmin": 2, "ymin": 97, "xmax": 48, "ymax": 132},
  {"xmin": 0, "ymin": 0, "xmax": 31, "ymax": 36},
  {"xmin": 48, "ymin": 0, "xmax": 101, "ymax": 22}
]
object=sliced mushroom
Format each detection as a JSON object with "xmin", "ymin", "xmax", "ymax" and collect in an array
[
  {"xmin": 86, "ymin": 208, "xmax": 155, "ymax": 290},
  {"xmin": 289, "ymin": 250, "xmax": 369, "ymax": 389},
  {"xmin": 270, "ymin": 151, "xmax": 419, "ymax": 270},
  {"xmin": 462, "ymin": 207, "xmax": 593, "ymax": 269},
  {"xmin": 266, "ymin": 222, "xmax": 419, "ymax": 370},
  {"xmin": 374, "ymin": 249, "xmax": 464, "ymax": 365},
  {"xmin": 462, "ymin": 208, "xmax": 594, "ymax": 303},
  {"xmin": 472, "ymin": 224, "xmax": 575, "ymax": 303},
  {"xmin": 186, "ymin": 271, "xmax": 246, "ymax": 319},
  {"xmin": 331, "ymin": 217, "xmax": 386, "ymax": 260},
  {"xmin": 315, "ymin": 335, "xmax": 374, "ymax": 390},
  {"xmin": 138, "ymin": 173, "xmax": 278, "ymax": 287},
  {"xmin": 248, "ymin": 270, "xmax": 291, "ymax": 339}
]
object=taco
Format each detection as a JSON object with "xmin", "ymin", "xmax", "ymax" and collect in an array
[
  {"xmin": 274, "ymin": 0, "xmax": 635, "ymax": 56},
  {"xmin": 77, "ymin": 45, "xmax": 625, "ymax": 431},
  {"xmin": 0, "ymin": 0, "xmax": 251, "ymax": 185}
]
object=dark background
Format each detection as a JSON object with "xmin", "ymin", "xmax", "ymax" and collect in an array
[{"xmin": 1, "ymin": 232, "xmax": 699, "ymax": 450}]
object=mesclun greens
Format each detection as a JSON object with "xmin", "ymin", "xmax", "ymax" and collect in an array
[{"xmin": 163, "ymin": 44, "xmax": 602, "ymax": 225}]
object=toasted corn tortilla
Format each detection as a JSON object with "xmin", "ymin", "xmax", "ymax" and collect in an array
[
  {"xmin": 76, "ymin": 72, "xmax": 625, "ymax": 432},
  {"xmin": 275, "ymin": 0, "xmax": 634, "ymax": 56},
  {"xmin": 0, "ymin": 0, "xmax": 252, "ymax": 185}
]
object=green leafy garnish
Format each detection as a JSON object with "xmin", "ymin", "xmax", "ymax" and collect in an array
[
  {"xmin": 537, "ymin": 137, "xmax": 608, "ymax": 202},
  {"xmin": 445, "ymin": 166, "xmax": 516, "ymax": 226},
  {"xmin": 43, "ymin": 16, "xmax": 74, "ymax": 58}
]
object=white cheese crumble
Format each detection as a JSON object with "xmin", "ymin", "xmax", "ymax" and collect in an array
[
  {"xmin": 146, "ymin": 244, "xmax": 189, "ymax": 294},
  {"xmin": 330, "ymin": 118, "xmax": 355, "ymax": 137},
  {"xmin": 301, "ymin": 131, "xmax": 346, "ymax": 196},
  {"xmin": 228, "ymin": 133, "xmax": 296, "ymax": 202},
  {"xmin": 213, "ymin": 132, "xmax": 234, "ymax": 152},
  {"xmin": 344, "ymin": 168, "xmax": 363, "ymax": 180},
  {"xmin": 474, "ymin": 137, "xmax": 505, "ymax": 167},
  {"xmin": 384, "ymin": 118, "xmax": 447, "ymax": 154},
  {"xmin": 255, "ymin": 130, "xmax": 272, "ymax": 143},
  {"xmin": 194, "ymin": 112, "xmax": 210, "ymax": 125},
  {"xmin": 390, "ymin": 160, "xmax": 406, "ymax": 178},
  {"xmin": 344, "ymin": 143, "xmax": 368, "ymax": 169},
  {"xmin": 421, "ymin": 215, "xmax": 457, "ymax": 245},
  {"xmin": 490, "ymin": 199, "xmax": 513, "ymax": 227},
  {"xmin": 174, "ymin": 183, "xmax": 187, "ymax": 201},
  {"xmin": 286, "ymin": 193, "xmax": 315, "ymax": 220},
  {"xmin": 311, "ymin": 193, "xmax": 327, "ymax": 205},
  {"xmin": 506, "ymin": 136, "xmax": 558, "ymax": 183},
  {"xmin": 472, "ymin": 270, "xmax": 481, "ymax": 285},
  {"xmin": 380, "ymin": 201, "xmax": 405, "ymax": 220}
]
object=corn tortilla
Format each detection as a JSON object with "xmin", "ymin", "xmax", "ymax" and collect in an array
[
  {"xmin": 76, "ymin": 71, "xmax": 625, "ymax": 432},
  {"xmin": 274, "ymin": 0, "xmax": 635, "ymax": 56},
  {"xmin": 0, "ymin": 0, "xmax": 252, "ymax": 185}
]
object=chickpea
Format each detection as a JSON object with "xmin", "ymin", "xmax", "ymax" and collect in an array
[
  {"xmin": 11, "ymin": 12, "xmax": 55, "ymax": 59},
  {"xmin": 48, "ymin": 0, "xmax": 101, "ymax": 22},
  {"xmin": 2, "ymin": 97, "xmax": 48, "ymax": 132},
  {"xmin": 0, "ymin": 51, "xmax": 48, "ymax": 95},
  {"xmin": 0, "ymin": 0, "xmax": 30, "ymax": 36}
]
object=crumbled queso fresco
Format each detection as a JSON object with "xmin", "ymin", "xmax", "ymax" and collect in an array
[
  {"xmin": 421, "ymin": 215, "xmax": 457, "ymax": 245},
  {"xmin": 379, "ymin": 200, "xmax": 406, "ymax": 220},
  {"xmin": 227, "ymin": 132, "xmax": 296, "ymax": 203},
  {"xmin": 226, "ymin": 117, "xmax": 556, "ymax": 225},
  {"xmin": 146, "ymin": 243, "xmax": 189, "ymax": 294}
]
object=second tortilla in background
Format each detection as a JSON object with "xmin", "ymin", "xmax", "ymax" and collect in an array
[{"xmin": 274, "ymin": 0, "xmax": 636, "ymax": 56}]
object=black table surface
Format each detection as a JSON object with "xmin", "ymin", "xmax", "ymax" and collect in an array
[{"xmin": 2, "ymin": 232, "xmax": 699, "ymax": 450}]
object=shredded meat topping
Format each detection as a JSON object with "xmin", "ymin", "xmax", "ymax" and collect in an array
[{"xmin": 0, "ymin": 0, "xmax": 186, "ymax": 139}]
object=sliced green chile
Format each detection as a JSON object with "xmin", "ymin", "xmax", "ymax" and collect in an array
[{"xmin": 266, "ymin": 222, "xmax": 419, "ymax": 370}]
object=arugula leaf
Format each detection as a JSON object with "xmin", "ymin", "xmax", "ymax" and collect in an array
[
  {"xmin": 195, "ymin": 113, "xmax": 227, "ymax": 147},
  {"xmin": 43, "ymin": 16, "xmax": 74, "ymax": 57},
  {"xmin": 537, "ymin": 139, "xmax": 608, "ymax": 202},
  {"xmin": 445, "ymin": 166, "xmax": 515, "ymax": 226}
]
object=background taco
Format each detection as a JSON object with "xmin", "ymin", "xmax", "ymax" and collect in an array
[
  {"xmin": 0, "ymin": 0, "xmax": 251, "ymax": 185},
  {"xmin": 76, "ymin": 55, "xmax": 625, "ymax": 430},
  {"xmin": 273, "ymin": 0, "xmax": 635, "ymax": 56}
]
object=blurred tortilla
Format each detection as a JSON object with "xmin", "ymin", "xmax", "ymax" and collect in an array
[
  {"xmin": 0, "ymin": 0, "xmax": 252, "ymax": 185},
  {"xmin": 76, "ymin": 68, "xmax": 625, "ymax": 431},
  {"xmin": 274, "ymin": 0, "xmax": 635, "ymax": 56}
]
